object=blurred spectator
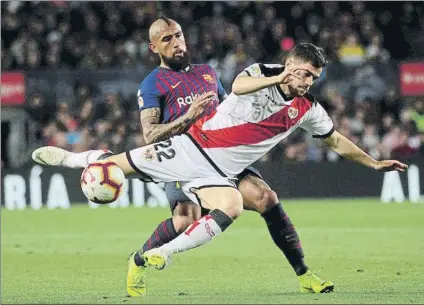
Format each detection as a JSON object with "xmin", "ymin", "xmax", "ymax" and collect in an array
[
  {"xmin": 338, "ymin": 33, "xmax": 366, "ymax": 66},
  {"xmin": 366, "ymin": 32, "xmax": 391, "ymax": 63},
  {"xmin": 411, "ymin": 98, "xmax": 424, "ymax": 133},
  {"xmin": 362, "ymin": 124, "xmax": 381, "ymax": 159},
  {"xmin": 352, "ymin": 65, "xmax": 386, "ymax": 103}
]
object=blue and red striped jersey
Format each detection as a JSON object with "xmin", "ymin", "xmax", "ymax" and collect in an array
[{"xmin": 137, "ymin": 64, "xmax": 227, "ymax": 123}]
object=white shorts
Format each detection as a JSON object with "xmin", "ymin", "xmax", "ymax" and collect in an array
[{"xmin": 126, "ymin": 134, "xmax": 236, "ymax": 204}]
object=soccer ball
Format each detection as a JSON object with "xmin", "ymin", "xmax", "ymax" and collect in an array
[{"xmin": 80, "ymin": 161, "xmax": 125, "ymax": 204}]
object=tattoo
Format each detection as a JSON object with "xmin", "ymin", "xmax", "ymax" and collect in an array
[
  {"xmin": 242, "ymin": 174, "xmax": 270, "ymax": 190},
  {"xmin": 139, "ymin": 107, "xmax": 193, "ymax": 144}
]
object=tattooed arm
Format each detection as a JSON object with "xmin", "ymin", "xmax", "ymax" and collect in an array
[
  {"xmin": 139, "ymin": 91, "xmax": 216, "ymax": 144},
  {"xmin": 139, "ymin": 107, "xmax": 193, "ymax": 144}
]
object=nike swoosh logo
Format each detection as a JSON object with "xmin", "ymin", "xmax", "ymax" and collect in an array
[
  {"xmin": 35, "ymin": 152, "xmax": 48, "ymax": 165},
  {"xmin": 171, "ymin": 81, "xmax": 181, "ymax": 89}
]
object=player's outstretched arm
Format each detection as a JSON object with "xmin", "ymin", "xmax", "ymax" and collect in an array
[
  {"xmin": 232, "ymin": 75, "xmax": 282, "ymax": 95},
  {"xmin": 140, "ymin": 92, "xmax": 216, "ymax": 144},
  {"xmin": 232, "ymin": 65, "xmax": 304, "ymax": 95},
  {"xmin": 321, "ymin": 130, "xmax": 408, "ymax": 172}
]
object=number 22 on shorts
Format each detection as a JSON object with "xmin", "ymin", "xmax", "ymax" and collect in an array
[{"xmin": 153, "ymin": 140, "xmax": 176, "ymax": 162}]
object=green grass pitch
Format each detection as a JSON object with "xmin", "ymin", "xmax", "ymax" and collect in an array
[{"xmin": 2, "ymin": 199, "xmax": 424, "ymax": 304}]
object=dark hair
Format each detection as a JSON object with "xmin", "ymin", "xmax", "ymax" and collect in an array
[
  {"xmin": 287, "ymin": 43, "xmax": 327, "ymax": 68},
  {"xmin": 156, "ymin": 12, "xmax": 172, "ymax": 25}
]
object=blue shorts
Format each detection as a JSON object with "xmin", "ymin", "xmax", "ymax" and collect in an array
[{"xmin": 165, "ymin": 166, "xmax": 264, "ymax": 213}]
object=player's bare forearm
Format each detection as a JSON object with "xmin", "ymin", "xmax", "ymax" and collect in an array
[
  {"xmin": 322, "ymin": 130, "xmax": 379, "ymax": 169},
  {"xmin": 232, "ymin": 76, "xmax": 280, "ymax": 95},
  {"xmin": 140, "ymin": 108, "xmax": 193, "ymax": 144}
]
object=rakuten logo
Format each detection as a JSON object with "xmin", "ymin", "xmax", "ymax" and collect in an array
[
  {"xmin": 177, "ymin": 92, "xmax": 199, "ymax": 107},
  {"xmin": 400, "ymin": 62, "xmax": 424, "ymax": 96},
  {"xmin": 402, "ymin": 72, "xmax": 424, "ymax": 84},
  {"xmin": 1, "ymin": 83, "xmax": 25, "ymax": 98},
  {"xmin": 176, "ymin": 92, "xmax": 218, "ymax": 108},
  {"xmin": 1, "ymin": 72, "xmax": 25, "ymax": 105}
]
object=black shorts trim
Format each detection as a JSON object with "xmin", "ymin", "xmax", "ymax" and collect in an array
[
  {"xmin": 185, "ymin": 133, "xmax": 228, "ymax": 178},
  {"xmin": 189, "ymin": 184, "xmax": 238, "ymax": 209},
  {"xmin": 125, "ymin": 151, "xmax": 155, "ymax": 183},
  {"xmin": 235, "ymin": 166, "xmax": 264, "ymax": 187},
  {"xmin": 244, "ymin": 69, "xmax": 251, "ymax": 76},
  {"xmin": 190, "ymin": 184, "xmax": 237, "ymax": 192},
  {"xmin": 312, "ymin": 126, "xmax": 335, "ymax": 139}
]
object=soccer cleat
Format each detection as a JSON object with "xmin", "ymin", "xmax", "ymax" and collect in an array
[
  {"xmin": 142, "ymin": 248, "xmax": 172, "ymax": 270},
  {"xmin": 32, "ymin": 146, "xmax": 74, "ymax": 167},
  {"xmin": 298, "ymin": 270, "xmax": 334, "ymax": 293},
  {"xmin": 126, "ymin": 252, "xmax": 147, "ymax": 297}
]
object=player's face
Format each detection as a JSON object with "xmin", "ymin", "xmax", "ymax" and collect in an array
[
  {"xmin": 150, "ymin": 23, "xmax": 188, "ymax": 70},
  {"xmin": 287, "ymin": 60, "xmax": 322, "ymax": 97}
]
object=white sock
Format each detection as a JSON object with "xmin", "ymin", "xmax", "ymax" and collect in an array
[
  {"xmin": 161, "ymin": 215, "xmax": 223, "ymax": 254},
  {"xmin": 63, "ymin": 150, "xmax": 110, "ymax": 168}
]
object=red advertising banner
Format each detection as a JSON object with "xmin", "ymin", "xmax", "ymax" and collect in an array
[
  {"xmin": 400, "ymin": 62, "xmax": 424, "ymax": 97},
  {"xmin": 1, "ymin": 72, "xmax": 25, "ymax": 106}
]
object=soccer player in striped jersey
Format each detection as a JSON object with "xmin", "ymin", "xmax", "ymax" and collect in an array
[
  {"xmin": 131, "ymin": 16, "xmax": 333, "ymax": 296},
  {"xmin": 33, "ymin": 41, "xmax": 407, "ymax": 295},
  {"xmin": 32, "ymin": 17, "xmax": 335, "ymax": 296}
]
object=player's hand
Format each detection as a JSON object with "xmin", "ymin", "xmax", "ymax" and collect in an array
[
  {"xmin": 276, "ymin": 63, "xmax": 316, "ymax": 84},
  {"xmin": 186, "ymin": 91, "xmax": 216, "ymax": 121},
  {"xmin": 374, "ymin": 160, "xmax": 408, "ymax": 172},
  {"xmin": 275, "ymin": 69, "xmax": 301, "ymax": 84}
]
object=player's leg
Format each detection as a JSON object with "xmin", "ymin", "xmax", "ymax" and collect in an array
[
  {"xmin": 133, "ymin": 182, "xmax": 201, "ymax": 263},
  {"xmin": 32, "ymin": 146, "xmax": 152, "ymax": 179},
  {"xmin": 237, "ymin": 168, "xmax": 334, "ymax": 293},
  {"xmin": 139, "ymin": 183, "xmax": 201, "ymax": 255},
  {"xmin": 142, "ymin": 183, "xmax": 243, "ymax": 270},
  {"xmin": 32, "ymin": 137, "xmax": 190, "ymax": 183},
  {"xmin": 32, "ymin": 146, "xmax": 115, "ymax": 169},
  {"xmin": 127, "ymin": 184, "xmax": 201, "ymax": 296},
  {"xmin": 237, "ymin": 169, "xmax": 308, "ymax": 274},
  {"xmin": 128, "ymin": 203, "xmax": 200, "ymax": 297}
]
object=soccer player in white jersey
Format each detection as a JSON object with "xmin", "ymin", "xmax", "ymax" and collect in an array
[{"xmin": 32, "ymin": 43, "xmax": 407, "ymax": 291}]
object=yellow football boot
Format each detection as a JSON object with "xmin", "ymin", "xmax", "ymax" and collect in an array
[
  {"xmin": 142, "ymin": 248, "xmax": 171, "ymax": 270},
  {"xmin": 299, "ymin": 270, "xmax": 334, "ymax": 293},
  {"xmin": 126, "ymin": 252, "xmax": 147, "ymax": 297}
]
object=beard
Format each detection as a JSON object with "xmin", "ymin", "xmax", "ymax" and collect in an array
[
  {"xmin": 161, "ymin": 51, "xmax": 190, "ymax": 71},
  {"xmin": 287, "ymin": 84, "xmax": 307, "ymax": 97}
]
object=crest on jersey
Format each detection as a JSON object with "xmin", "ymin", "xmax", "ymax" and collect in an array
[
  {"xmin": 288, "ymin": 107, "xmax": 298, "ymax": 119},
  {"xmin": 203, "ymin": 74, "xmax": 215, "ymax": 84},
  {"xmin": 137, "ymin": 89, "xmax": 144, "ymax": 108},
  {"xmin": 252, "ymin": 65, "xmax": 261, "ymax": 76},
  {"xmin": 144, "ymin": 148, "xmax": 155, "ymax": 161}
]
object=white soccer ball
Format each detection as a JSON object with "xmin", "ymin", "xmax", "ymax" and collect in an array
[{"xmin": 80, "ymin": 161, "xmax": 125, "ymax": 204}]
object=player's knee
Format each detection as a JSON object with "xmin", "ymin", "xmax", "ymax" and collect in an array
[
  {"xmin": 225, "ymin": 204, "xmax": 243, "ymax": 219},
  {"xmin": 172, "ymin": 214, "xmax": 199, "ymax": 233},
  {"xmin": 257, "ymin": 189, "xmax": 279, "ymax": 214},
  {"xmin": 220, "ymin": 194, "xmax": 244, "ymax": 220},
  {"xmin": 195, "ymin": 187, "xmax": 243, "ymax": 220}
]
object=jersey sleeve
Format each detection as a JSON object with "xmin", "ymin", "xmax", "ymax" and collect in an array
[
  {"xmin": 237, "ymin": 63, "xmax": 263, "ymax": 78},
  {"xmin": 137, "ymin": 78, "xmax": 162, "ymax": 112},
  {"xmin": 301, "ymin": 102, "xmax": 335, "ymax": 138}
]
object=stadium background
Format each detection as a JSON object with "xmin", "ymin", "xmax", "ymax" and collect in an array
[
  {"xmin": 2, "ymin": 2, "xmax": 424, "ymax": 304},
  {"xmin": 1, "ymin": 1, "xmax": 424, "ymax": 203},
  {"xmin": 2, "ymin": 1, "xmax": 424, "ymax": 204}
]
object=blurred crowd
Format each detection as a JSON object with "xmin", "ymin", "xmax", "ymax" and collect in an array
[{"xmin": 2, "ymin": 1, "xmax": 424, "ymax": 165}]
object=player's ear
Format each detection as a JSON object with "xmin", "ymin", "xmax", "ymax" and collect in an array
[
  {"xmin": 285, "ymin": 58, "xmax": 292, "ymax": 67},
  {"xmin": 149, "ymin": 42, "xmax": 159, "ymax": 54}
]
